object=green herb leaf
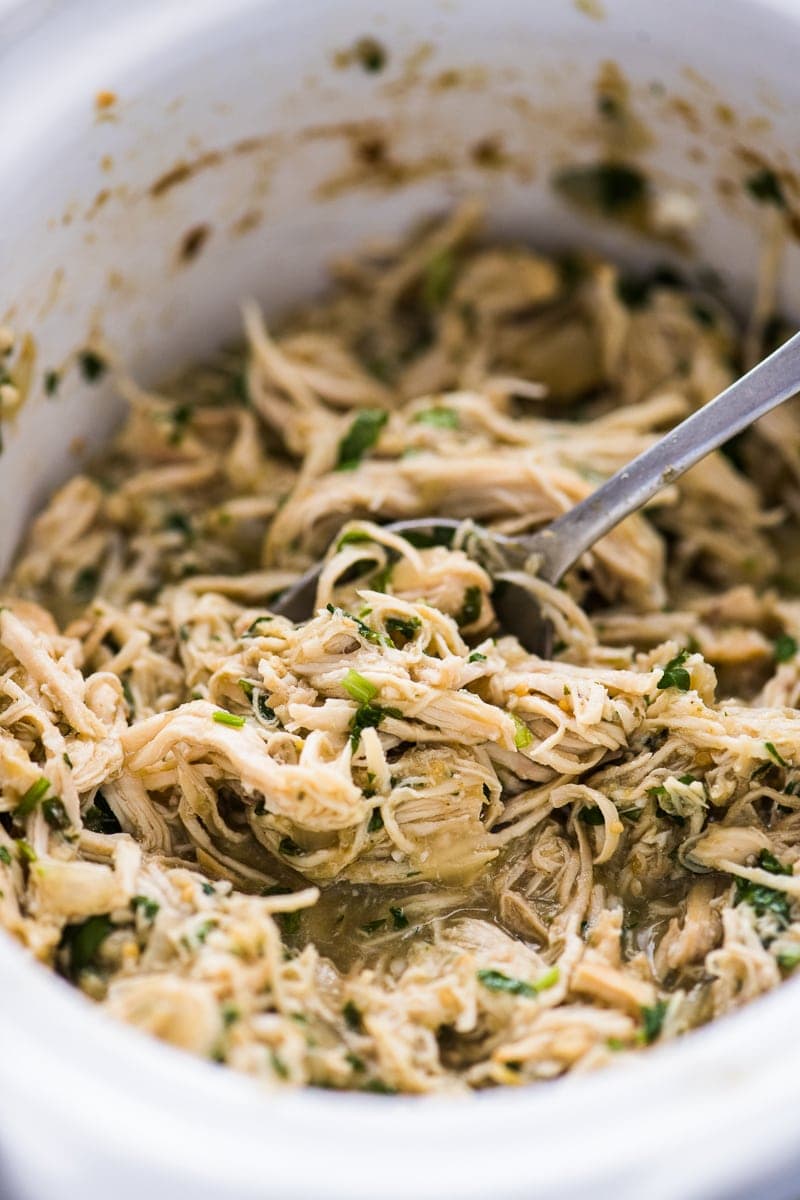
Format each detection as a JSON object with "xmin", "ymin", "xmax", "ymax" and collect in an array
[
  {"xmin": 78, "ymin": 349, "xmax": 107, "ymax": 382},
  {"xmin": 0, "ymin": 846, "xmax": 11, "ymax": 865},
  {"xmin": 212, "ymin": 710, "xmax": 246, "ymax": 728},
  {"xmin": 61, "ymin": 914, "xmax": 114, "ymax": 976},
  {"xmin": 72, "ymin": 565, "xmax": 99, "ymax": 601},
  {"xmin": 16, "ymin": 776, "xmax": 50, "ymax": 818},
  {"xmin": 42, "ymin": 797, "xmax": 70, "ymax": 831},
  {"xmin": 641, "ymin": 1000, "xmax": 667, "ymax": 1044},
  {"xmin": 657, "ymin": 650, "xmax": 691, "ymax": 691},
  {"xmin": 15, "ymin": 839, "xmax": 36, "ymax": 863},
  {"xmin": 239, "ymin": 679, "xmax": 254, "ymax": 700},
  {"xmin": 413, "ymin": 406, "xmax": 459, "ymax": 429},
  {"xmin": 734, "ymin": 874, "xmax": 791, "ymax": 923},
  {"xmin": 457, "ymin": 585, "xmax": 482, "ymax": 628},
  {"xmin": 336, "ymin": 409, "xmax": 388, "ymax": 470},
  {"xmin": 385, "ymin": 615, "xmax": 421, "ymax": 640},
  {"xmin": 342, "ymin": 669, "xmax": 378, "ymax": 705},
  {"xmin": 774, "ymin": 633, "xmax": 798, "ymax": 663},
  {"xmin": 468, "ymin": 651, "xmax": 487, "ymax": 663},
  {"xmin": 759, "ymin": 848, "xmax": 792, "ymax": 876}
]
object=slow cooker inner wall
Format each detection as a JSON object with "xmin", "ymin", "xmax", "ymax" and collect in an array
[{"xmin": 3, "ymin": 0, "xmax": 800, "ymax": 577}]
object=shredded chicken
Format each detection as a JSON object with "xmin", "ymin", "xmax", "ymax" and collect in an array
[{"xmin": 2, "ymin": 205, "xmax": 800, "ymax": 1095}]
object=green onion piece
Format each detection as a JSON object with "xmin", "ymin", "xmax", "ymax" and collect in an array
[
  {"xmin": 336, "ymin": 528, "xmax": 373, "ymax": 549},
  {"xmin": 413, "ymin": 406, "xmax": 459, "ymax": 429},
  {"xmin": 468, "ymin": 651, "xmax": 487, "ymax": 663},
  {"xmin": 16, "ymin": 777, "xmax": 50, "ymax": 818},
  {"xmin": 385, "ymin": 615, "xmax": 421, "ymax": 640},
  {"xmin": 212, "ymin": 711, "xmax": 246, "ymax": 728},
  {"xmin": 342, "ymin": 669, "xmax": 378, "ymax": 704},
  {"xmin": 477, "ymin": 968, "xmax": 537, "ymax": 998},
  {"xmin": 512, "ymin": 714, "xmax": 533, "ymax": 750},
  {"xmin": 0, "ymin": 846, "xmax": 11, "ymax": 865}
]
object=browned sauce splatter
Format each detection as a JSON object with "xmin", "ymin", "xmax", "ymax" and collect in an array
[{"xmin": 179, "ymin": 223, "xmax": 212, "ymax": 264}]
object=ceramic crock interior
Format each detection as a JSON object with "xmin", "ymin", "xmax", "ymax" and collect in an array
[
  {"xmin": 5, "ymin": 2, "xmax": 800, "ymax": 1198},
  {"xmin": 5, "ymin": 0, "xmax": 800, "ymax": 570}
]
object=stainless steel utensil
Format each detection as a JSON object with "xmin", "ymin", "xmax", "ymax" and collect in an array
[{"xmin": 275, "ymin": 331, "xmax": 800, "ymax": 652}]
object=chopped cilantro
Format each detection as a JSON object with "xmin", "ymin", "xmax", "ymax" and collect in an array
[
  {"xmin": 457, "ymin": 585, "xmax": 482, "ymax": 627},
  {"xmin": 657, "ymin": 650, "xmax": 691, "ymax": 691},
  {"xmin": 77, "ymin": 349, "xmax": 107, "ymax": 382},
  {"xmin": 61, "ymin": 914, "xmax": 114, "ymax": 976},
  {"xmin": 42, "ymin": 797, "xmax": 70, "ymax": 831},
  {"xmin": 336, "ymin": 409, "xmax": 388, "ymax": 470},
  {"xmin": 346, "ymin": 1052, "xmax": 366, "ymax": 1072},
  {"xmin": 734, "ymin": 856, "xmax": 791, "ymax": 923},
  {"xmin": 641, "ymin": 1000, "xmax": 667, "ymax": 1044},
  {"xmin": 774, "ymin": 633, "xmax": 798, "ymax": 663},
  {"xmin": 468, "ymin": 651, "xmax": 487, "ymax": 663},
  {"xmin": 385, "ymin": 615, "xmax": 421, "ymax": 640}
]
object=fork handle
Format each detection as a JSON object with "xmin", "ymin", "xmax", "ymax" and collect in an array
[{"xmin": 520, "ymin": 329, "xmax": 800, "ymax": 585}]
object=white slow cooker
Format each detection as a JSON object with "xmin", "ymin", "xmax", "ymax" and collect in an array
[{"xmin": 3, "ymin": 1, "xmax": 800, "ymax": 1197}]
